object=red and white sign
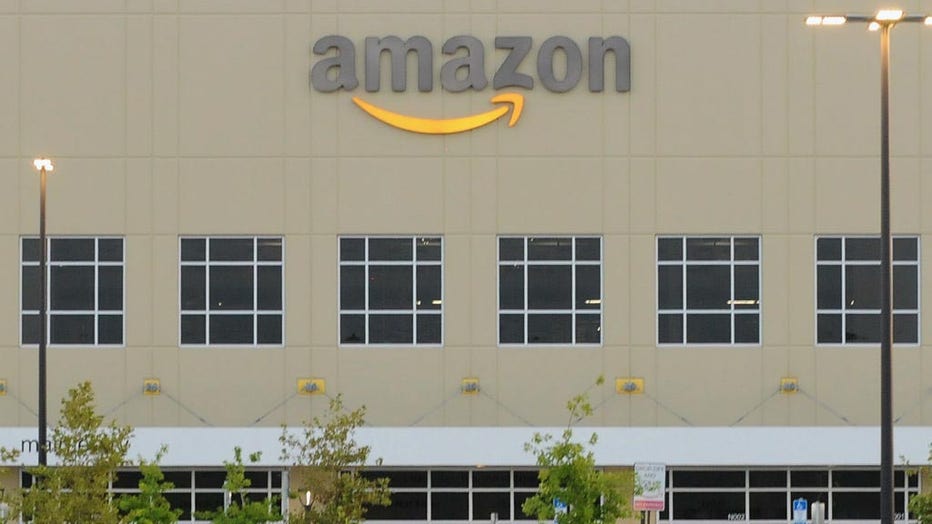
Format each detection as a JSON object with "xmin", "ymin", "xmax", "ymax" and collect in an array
[{"xmin": 634, "ymin": 463, "xmax": 666, "ymax": 511}]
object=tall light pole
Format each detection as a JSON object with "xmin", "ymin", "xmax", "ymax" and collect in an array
[
  {"xmin": 32, "ymin": 157, "xmax": 53, "ymax": 467},
  {"xmin": 806, "ymin": 10, "xmax": 931, "ymax": 524}
]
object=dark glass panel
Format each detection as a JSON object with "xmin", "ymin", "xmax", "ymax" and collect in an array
[
  {"xmin": 195, "ymin": 492, "xmax": 225, "ymax": 514},
  {"xmin": 817, "ymin": 266, "xmax": 841, "ymax": 309},
  {"xmin": 575, "ymin": 266, "xmax": 601, "ymax": 310},
  {"xmin": 180, "ymin": 315, "xmax": 206, "ymax": 344},
  {"xmin": 845, "ymin": 313, "xmax": 880, "ymax": 343},
  {"xmin": 685, "ymin": 237, "xmax": 730, "ymax": 261},
  {"xmin": 257, "ymin": 237, "xmax": 282, "ymax": 261},
  {"xmin": 195, "ymin": 470, "xmax": 227, "ymax": 488},
  {"xmin": 431, "ymin": 470, "xmax": 468, "ymax": 487},
  {"xmin": 98, "ymin": 266, "xmax": 123, "ymax": 310},
  {"xmin": 893, "ymin": 266, "xmax": 918, "ymax": 309},
  {"xmin": 513, "ymin": 470, "xmax": 540, "ymax": 487},
  {"xmin": 657, "ymin": 238, "xmax": 682, "ymax": 261},
  {"xmin": 209, "ymin": 314, "xmax": 254, "ymax": 344},
  {"xmin": 21, "ymin": 314, "xmax": 39, "ymax": 345},
  {"xmin": 473, "ymin": 492, "xmax": 510, "ymax": 521},
  {"xmin": 181, "ymin": 238, "xmax": 206, "ymax": 261},
  {"xmin": 360, "ymin": 470, "xmax": 426, "ymax": 488},
  {"xmin": 674, "ymin": 470, "xmax": 745, "ymax": 488},
  {"xmin": 734, "ymin": 314, "xmax": 759, "ymax": 344},
  {"xmin": 244, "ymin": 471, "xmax": 268, "ymax": 488},
  {"xmin": 432, "ymin": 492, "xmax": 468, "ymax": 520},
  {"xmin": 365, "ymin": 492, "xmax": 426, "ymax": 520},
  {"xmin": 257, "ymin": 315, "xmax": 282, "ymax": 345},
  {"xmin": 340, "ymin": 266, "xmax": 365, "ymax": 310},
  {"xmin": 499, "ymin": 238, "xmax": 524, "ymax": 261},
  {"xmin": 22, "ymin": 265, "xmax": 40, "ymax": 310},
  {"xmin": 527, "ymin": 237, "xmax": 571, "ymax": 260},
  {"xmin": 817, "ymin": 238, "xmax": 842, "ymax": 261},
  {"xmin": 527, "ymin": 314, "xmax": 572, "ymax": 344},
  {"xmin": 790, "ymin": 471, "xmax": 828, "ymax": 487},
  {"xmin": 416, "ymin": 237, "xmax": 442, "ymax": 261},
  {"xmin": 817, "ymin": 314, "xmax": 842, "ymax": 343},
  {"xmin": 499, "ymin": 314, "xmax": 524, "ymax": 343},
  {"xmin": 685, "ymin": 265, "xmax": 730, "ymax": 309},
  {"xmin": 474, "ymin": 470, "xmax": 510, "ymax": 487},
  {"xmin": 733, "ymin": 266, "xmax": 759, "ymax": 308},
  {"xmin": 50, "ymin": 238, "xmax": 94, "ymax": 261},
  {"xmin": 113, "ymin": 471, "xmax": 143, "ymax": 489},
  {"xmin": 499, "ymin": 265, "xmax": 524, "ymax": 310},
  {"xmin": 658, "ymin": 266, "xmax": 683, "ymax": 310},
  {"xmin": 98, "ymin": 315, "xmax": 123, "ymax": 345},
  {"xmin": 750, "ymin": 492, "xmax": 786, "ymax": 520},
  {"xmin": 369, "ymin": 266, "xmax": 412, "ymax": 310},
  {"xmin": 369, "ymin": 238, "xmax": 411, "ymax": 261},
  {"xmin": 340, "ymin": 314, "xmax": 365, "ymax": 344},
  {"xmin": 832, "ymin": 470, "xmax": 878, "ymax": 487},
  {"xmin": 685, "ymin": 314, "xmax": 730, "ymax": 343},
  {"xmin": 50, "ymin": 266, "xmax": 94, "ymax": 310},
  {"xmin": 672, "ymin": 491, "xmax": 744, "ymax": 519},
  {"xmin": 750, "ymin": 470, "xmax": 787, "ymax": 487},
  {"xmin": 416, "ymin": 265, "xmax": 441, "ymax": 310},
  {"xmin": 257, "ymin": 267, "xmax": 282, "ymax": 310},
  {"xmin": 180, "ymin": 266, "xmax": 206, "ymax": 310},
  {"xmin": 575, "ymin": 238, "xmax": 601, "ymax": 261},
  {"xmin": 893, "ymin": 238, "xmax": 918, "ymax": 261},
  {"xmin": 271, "ymin": 471, "xmax": 282, "ymax": 488},
  {"xmin": 894, "ymin": 314, "xmax": 918, "ymax": 344},
  {"xmin": 416, "ymin": 314, "xmax": 441, "ymax": 344},
  {"xmin": 658, "ymin": 314, "xmax": 683, "ymax": 344},
  {"xmin": 164, "ymin": 492, "xmax": 192, "ymax": 520},
  {"xmin": 340, "ymin": 238, "xmax": 365, "ymax": 261},
  {"xmin": 162, "ymin": 471, "xmax": 192, "ymax": 488},
  {"xmin": 515, "ymin": 491, "xmax": 537, "ymax": 519},
  {"xmin": 527, "ymin": 265, "xmax": 571, "ymax": 309},
  {"xmin": 368, "ymin": 314, "xmax": 413, "ymax": 343},
  {"xmin": 209, "ymin": 238, "xmax": 253, "ymax": 261},
  {"xmin": 833, "ymin": 491, "xmax": 880, "ymax": 519},
  {"xmin": 50, "ymin": 315, "xmax": 94, "ymax": 344},
  {"xmin": 22, "ymin": 238, "xmax": 40, "ymax": 262},
  {"xmin": 846, "ymin": 265, "xmax": 880, "ymax": 309},
  {"xmin": 734, "ymin": 237, "xmax": 759, "ymax": 261},
  {"xmin": 209, "ymin": 267, "xmax": 253, "ymax": 310},
  {"xmin": 846, "ymin": 238, "xmax": 880, "ymax": 261},
  {"xmin": 576, "ymin": 314, "xmax": 601, "ymax": 343},
  {"xmin": 98, "ymin": 239, "xmax": 123, "ymax": 262}
]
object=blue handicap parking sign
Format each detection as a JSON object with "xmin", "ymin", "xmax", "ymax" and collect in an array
[{"xmin": 793, "ymin": 498, "xmax": 808, "ymax": 524}]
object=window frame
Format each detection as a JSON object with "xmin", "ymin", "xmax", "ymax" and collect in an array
[
  {"xmin": 178, "ymin": 236, "xmax": 285, "ymax": 348},
  {"xmin": 496, "ymin": 235, "xmax": 603, "ymax": 347},
  {"xmin": 814, "ymin": 235, "xmax": 921, "ymax": 347},
  {"xmin": 19, "ymin": 236, "xmax": 126, "ymax": 348},
  {"xmin": 337, "ymin": 235, "xmax": 444, "ymax": 347},
  {"xmin": 656, "ymin": 235, "xmax": 762, "ymax": 347}
]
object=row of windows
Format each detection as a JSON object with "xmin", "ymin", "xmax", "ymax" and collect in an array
[{"xmin": 18, "ymin": 235, "xmax": 921, "ymax": 347}]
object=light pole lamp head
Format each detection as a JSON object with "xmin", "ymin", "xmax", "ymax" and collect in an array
[{"xmin": 33, "ymin": 158, "xmax": 54, "ymax": 172}]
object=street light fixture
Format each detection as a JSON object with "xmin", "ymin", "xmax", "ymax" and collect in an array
[
  {"xmin": 806, "ymin": 10, "xmax": 929, "ymax": 524},
  {"xmin": 32, "ymin": 157, "xmax": 53, "ymax": 467}
]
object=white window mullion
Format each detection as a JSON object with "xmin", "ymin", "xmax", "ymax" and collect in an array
[
  {"xmin": 523, "ymin": 238, "xmax": 529, "ymax": 344},
  {"xmin": 730, "ymin": 237, "xmax": 736, "ymax": 344},
  {"xmin": 411, "ymin": 238, "xmax": 417, "ymax": 344},
  {"xmin": 205, "ymin": 238, "xmax": 211, "ymax": 346}
]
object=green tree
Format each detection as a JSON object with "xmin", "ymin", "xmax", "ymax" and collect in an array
[
  {"xmin": 17, "ymin": 381, "xmax": 134, "ymax": 524},
  {"xmin": 117, "ymin": 446, "xmax": 182, "ymax": 524},
  {"xmin": 195, "ymin": 447, "xmax": 281, "ymax": 524},
  {"xmin": 522, "ymin": 377, "xmax": 631, "ymax": 524},
  {"xmin": 279, "ymin": 394, "xmax": 391, "ymax": 524},
  {"xmin": 909, "ymin": 444, "xmax": 932, "ymax": 524}
]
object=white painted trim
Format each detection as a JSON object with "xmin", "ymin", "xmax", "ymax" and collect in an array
[{"xmin": 2, "ymin": 427, "xmax": 930, "ymax": 468}]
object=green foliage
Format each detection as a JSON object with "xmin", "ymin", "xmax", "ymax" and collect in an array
[
  {"xmin": 117, "ymin": 446, "xmax": 182, "ymax": 524},
  {"xmin": 280, "ymin": 394, "xmax": 391, "ymax": 524},
  {"xmin": 908, "ymin": 445, "xmax": 932, "ymax": 524},
  {"xmin": 195, "ymin": 447, "xmax": 281, "ymax": 524},
  {"xmin": 17, "ymin": 381, "xmax": 134, "ymax": 524},
  {"xmin": 522, "ymin": 376, "xmax": 631, "ymax": 524}
]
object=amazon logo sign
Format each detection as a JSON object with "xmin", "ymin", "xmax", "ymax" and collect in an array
[{"xmin": 310, "ymin": 35, "xmax": 631, "ymax": 134}]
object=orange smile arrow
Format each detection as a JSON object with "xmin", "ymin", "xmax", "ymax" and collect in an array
[{"xmin": 351, "ymin": 93, "xmax": 524, "ymax": 134}]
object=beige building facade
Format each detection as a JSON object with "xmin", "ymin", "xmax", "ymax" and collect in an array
[{"xmin": 1, "ymin": 0, "xmax": 932, "ymax": 521}]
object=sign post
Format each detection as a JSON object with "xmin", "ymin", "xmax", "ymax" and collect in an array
[
  {"xmin": 553, "ymin": 498, "xmax": 567, "ymax": 524},
  {"xmin": 634, "ymin": 463, "xmax": 666, "ymax": 512},
  {"xmin": 793, "ymin": 498, "xmax": 809, "ymax": 524}
]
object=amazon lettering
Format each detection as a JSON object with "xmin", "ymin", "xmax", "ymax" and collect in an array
[{"xmin": 310, "ymin": 35, "xmax": 630, "ymax": 93}]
